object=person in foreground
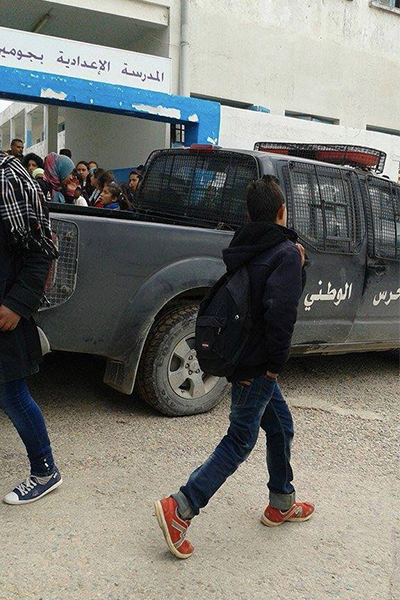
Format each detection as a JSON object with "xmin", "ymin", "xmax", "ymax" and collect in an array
[
  {"xmin": 154, "ymin": 175, "xmax": 314, "ymax": 558},
  {"xmin": 0, "ymin": 151, "xmax": 62, "ymax": 504}
]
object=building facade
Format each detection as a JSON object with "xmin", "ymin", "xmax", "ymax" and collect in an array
[{"xmin": 0, "ymin": 0, "xmax": 399, "ymax": 178}]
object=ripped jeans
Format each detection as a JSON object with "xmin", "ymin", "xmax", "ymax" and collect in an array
[
  {"xmin": 175, "ymin": 375, "xmax": 295, "ymax": 518},
  {"xmin": 0, "ymin": 379, "xmax": 55, "ymax": 476}
]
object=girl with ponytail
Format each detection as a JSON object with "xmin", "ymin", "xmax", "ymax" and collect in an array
[{"xmin": 95, "ymin": 182, "xmax": 131, "ymax": 211}]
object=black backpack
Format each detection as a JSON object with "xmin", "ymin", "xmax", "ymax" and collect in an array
[{"xmin": 195, "ymin": 266, "xmax": 254, "ymax": 377}]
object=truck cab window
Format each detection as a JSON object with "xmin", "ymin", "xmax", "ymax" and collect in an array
[
  {"xmin": 283, "ymin": 163, "xmax": 362, "ymax": 253},
  {"xmin": 366, "ymin": 179, "xmax": 399, "ymax": 260}
]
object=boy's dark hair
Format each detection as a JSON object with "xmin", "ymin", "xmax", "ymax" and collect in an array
[
  {"xmin": 60, "ymin": 148, "xmax": 72, "ymax": 158},
  {"xmin": 246, "ymin": 175, "xmax": 285, "ymax": 222},
  {"xmin": 11, "ymin": 138, "xmax": 24, "ymax": 146},
  {"xmin": 97, "ymin": 170, "xmax": 114, "ymax": 191}
]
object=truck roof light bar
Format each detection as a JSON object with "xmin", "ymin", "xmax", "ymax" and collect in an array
[
  {"xmin": 253, "ymin": 142, "xmax": 387, "ymax": 173},
  {"xmin": 189, "ymin": 144, "xmax": 221, "ymax": 153}
]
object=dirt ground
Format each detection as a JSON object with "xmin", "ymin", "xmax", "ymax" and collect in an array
[{"xmin": 0, "ymin": 351, "xmax": 398, "ymax": 600}]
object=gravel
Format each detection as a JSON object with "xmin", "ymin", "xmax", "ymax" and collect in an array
[{"xmin": 0, "ymin": 350, "xmax": 398, "ymax": 600}]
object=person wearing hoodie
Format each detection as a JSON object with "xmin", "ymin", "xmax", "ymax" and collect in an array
[{"xmin": 154, "ymin": 175, "xmax": 314, "ymax": 559}]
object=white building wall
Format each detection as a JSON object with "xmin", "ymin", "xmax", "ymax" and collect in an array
[
  {"xmin": 219, "ymin": 106, "xmax": 400, "ymax": 181},
  {"xmin": 57, "ymin": 130, "xmax": 66, "ymax": 152},
  {"xmin": 64, "ymin": 108, "xmax": 167, "ymax": 169},
  {"xmin": 189, "ymin": 0, "xmax": 400, "ymax": 131},
  {"xmin": 1, "ymin": 0, "xmax": 399, "ymax": 174},
  {"xmin": 28, "ymin": 140, "xmax": 47, "ymax": 157}
]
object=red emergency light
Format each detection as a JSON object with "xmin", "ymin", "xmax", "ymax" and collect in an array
[
  {"xmin": 189, "ymin": 144, "xmax": 220, "ymax": 153},
  {"xmin": 253, "ymin": 142, "xmax": 386, "ymax": 173}
]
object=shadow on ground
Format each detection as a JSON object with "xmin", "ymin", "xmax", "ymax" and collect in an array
[{"xmin": 28, "ymin": 349, "xmax": 398, "ymax": 417}]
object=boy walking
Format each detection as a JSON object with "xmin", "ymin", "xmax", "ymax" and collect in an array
[{"xmin": 154, "ymin": 175, "xmax": 314, "ymax": 558}]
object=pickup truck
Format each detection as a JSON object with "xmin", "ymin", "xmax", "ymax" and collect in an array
[{"xmin": 37, "ymin": 143, "xmax": 400, "ymax": 416}]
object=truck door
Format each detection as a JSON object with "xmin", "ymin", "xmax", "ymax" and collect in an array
[
  {"xmin": 280, "ymin": 161, "xmax": 366, "ymax": 347},
  {"xmin": 348, "ymin": 177, "xmax": 400, "ymax": 345}
]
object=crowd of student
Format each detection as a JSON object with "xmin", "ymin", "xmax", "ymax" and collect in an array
[{"xmin": 7, "ymin": 138, "xmax": 144, "ymax": 211}]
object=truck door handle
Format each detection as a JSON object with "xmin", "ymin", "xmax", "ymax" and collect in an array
[{"xmin": 367, "ymin": 262, "xmax": 387, "ymax": 275}]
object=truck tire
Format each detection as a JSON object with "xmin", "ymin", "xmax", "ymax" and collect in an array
[{"xmin": 137, "ymin": 303, "xmax": 228, "ymax": 416}]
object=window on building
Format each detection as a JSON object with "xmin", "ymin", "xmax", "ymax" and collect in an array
[
  {"xmin": 366, "ymin": 125, "xmax": 400, "ymax": 137},
  {"xmin": 190, "ymin": 93, "xmax": 253, "ymax": 110},
  {"xmin": 285, "ymin": 111, "xmax": 339, "ymax": 125},
  {"xmin": 283, "ymin": 162, "xmax": 362, "ymax": 253},
  {"xmin": 171, "ymin": 123, "xmax": 186, "ymax": 147},
  {"xmin": 372, "ymin": 0, "xmax": 400, "ymax": 9}
]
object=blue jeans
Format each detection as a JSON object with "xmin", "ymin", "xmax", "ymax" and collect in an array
[
  {"xmin": 175, "ymin": 375, "xmax": 295, "ymax": 518},
  {"xmin": 0, "ymin": 379, "xmax": 55, "ymax": 476}
]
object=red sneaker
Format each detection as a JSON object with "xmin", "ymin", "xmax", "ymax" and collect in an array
[
  {"xmin": 261, "ymin": 501, "xmax": 315, "ymax": 527},
  {"xmin": 154, "ymin": 497, "xmax": 194, "ymax": 559}
]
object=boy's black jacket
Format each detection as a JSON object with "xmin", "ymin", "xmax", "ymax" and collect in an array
[{"xmin": 222, "ymin": 221, "xmax": 306, "ymax": 379}]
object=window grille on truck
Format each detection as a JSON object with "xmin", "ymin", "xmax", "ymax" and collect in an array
[
  {"xmin": 40, "ymin": 219, "xmax": 78, "ymax": 310},
  {"xmin": 136, "ymin": 149, "xmax": 259, "ymax": 228},
  {"xmin": 365, "ymin": 178, "xmax": 400, "ymax": 260},
  {"xmin": 283, "ymin": 162, "xmax": 363, "ymax": 254}
]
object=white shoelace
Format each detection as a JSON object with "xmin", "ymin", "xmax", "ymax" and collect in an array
[{"xmin": 15, "ymin": 477, "xmax": 37, "ymax": 497}]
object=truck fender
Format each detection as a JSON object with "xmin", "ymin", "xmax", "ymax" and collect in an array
[{"xmin": 104, "ymin": 257, "xmax": 225, "ymax": 394}]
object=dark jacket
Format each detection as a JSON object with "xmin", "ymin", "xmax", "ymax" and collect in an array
[
  {"xmin": 35, "ymin": 177, "xmax": 52, "ymax": 201},
  {"xmin": 0, "ymin": 217, "xmax": 52, "ymax": 383},
  {"xmin": 222, "ymin": 222, "xmax": 306, "ymax": 380}
]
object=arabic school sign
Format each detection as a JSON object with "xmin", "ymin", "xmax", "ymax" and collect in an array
[{"xmin": 0, "ymin": 26, "xmax": 171, "ymax": 94}]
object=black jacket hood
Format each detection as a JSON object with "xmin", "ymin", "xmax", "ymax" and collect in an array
[{"xmin": 223, "ymin": 222, "xmax": 298, "ymax": 273}]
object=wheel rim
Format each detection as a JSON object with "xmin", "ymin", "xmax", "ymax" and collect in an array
[{"xmin": 168, "ymin": 334, "xmax": 220, "ymax": 399}]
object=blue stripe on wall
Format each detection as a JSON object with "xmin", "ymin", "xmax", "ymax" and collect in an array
[{"xmin": 0, "ymin": 66, "xmax": 221, "ymax": 145}]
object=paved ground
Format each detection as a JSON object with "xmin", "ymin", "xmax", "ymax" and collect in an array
[{"xmin": 0, "ymin": 351, "xmax": 398, "ymax": 600}]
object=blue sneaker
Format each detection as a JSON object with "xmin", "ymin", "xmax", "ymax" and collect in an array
[{"xmin": 3, "ymin": 469, "xmax": 62, "ymax": 505}]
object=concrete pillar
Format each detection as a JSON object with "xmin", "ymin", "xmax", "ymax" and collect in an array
[
  {"xmin": 25, "ymin": 110, "xmax": 32, "ymax": 149},
  {"xmin": 9, "ymin": 118, "xmax": 15, "ymax": 144},
  {"xmin": 44, "ymin": 105, "xmax": 58, "ymax": 154}
]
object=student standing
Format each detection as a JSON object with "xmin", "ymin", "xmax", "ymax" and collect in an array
[
  {"xmin": 88, "ymin": 169, "xmax": 114, "ymax": 206},
  {"xmin": 8, "ymin": 139, "xmax": 24, "ymax": 160},
  {"xmin": 154, "ymin": 175, "xmax": 314, "ymax": 558},
  {"xmin": 22, "ymin": 153, "xmax": 44, "ymax": 176},
  {"xmin": 0, "ymin": 151, "xmax": 62, "ymax": 504},
  {"xmin": 44, "ymin": 153, "xmax": 87, "ymax": 206},
  {"xmin": 128, "ymin": 167, "xmax": 143, "ymax": 194},
  {"xmin": 76, "ymin": 160, "xmax": 93, "ymax": 198}
]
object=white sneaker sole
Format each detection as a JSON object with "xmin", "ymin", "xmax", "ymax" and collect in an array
[
  {"xmin": 154, "ymin": 500, "xmax": 193, "ymax": 560},
  {"xmin": 3, "ymin": 478, "xmax": 63, "ymax": 505}
]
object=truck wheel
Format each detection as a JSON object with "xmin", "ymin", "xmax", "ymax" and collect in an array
[{"xmin": 137, "ymin": 303, "xmax": 228, "ymax": 416}]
